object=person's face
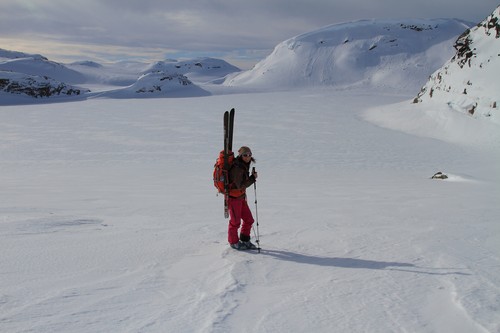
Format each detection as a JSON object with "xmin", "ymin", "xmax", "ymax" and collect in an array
[{"xmin": 242, "ymin": 153, "xmax": 252, "ymax": 162}]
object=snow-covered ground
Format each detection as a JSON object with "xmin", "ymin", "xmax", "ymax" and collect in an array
[
  {"xmin": 0, "ymin": 89, "xmax": 499, "ymax": 332},
  {"xmin": 1, "ymin": 7, "xmax": 500, "ymax": 332}
]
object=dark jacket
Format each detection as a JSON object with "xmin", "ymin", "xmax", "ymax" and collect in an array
[{"xmin": 229, "ymin": 156, "xmax": 256, "ymax": 198}]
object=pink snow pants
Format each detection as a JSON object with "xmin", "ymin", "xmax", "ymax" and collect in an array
[{"xmin": 227, "ymin": 197, "xmax": 254, "ymax": 244}]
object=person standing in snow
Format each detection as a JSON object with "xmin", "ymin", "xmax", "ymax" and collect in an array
[{"xmin": 227, "ymin": 146, "xmax": 258, "ymax": 250}]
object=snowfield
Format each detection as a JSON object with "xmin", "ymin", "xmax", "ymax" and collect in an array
[
  {"xmin": 1, "ymin": 90, "xmax": 499, "ymax": 332},
  {"xmin": 1, "ymin": 7, "xmax": 500, "ymax": 332}
]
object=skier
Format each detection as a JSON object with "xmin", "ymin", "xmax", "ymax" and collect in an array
[{"xmin": 228, "ymin": 146, "xmax": 258, "ymax": 250}]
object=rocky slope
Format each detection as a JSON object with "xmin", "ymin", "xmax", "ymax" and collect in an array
[
  {"xmin": 413, "ymin": 6, "xmax": 500, "ymax": 124},
  {"xmin": 0, "ymin": 71, "xmax": 88, "ymax": 98}
]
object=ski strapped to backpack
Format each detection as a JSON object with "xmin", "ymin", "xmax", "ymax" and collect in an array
[{"xmin": 213, "ymin": 108, "xmax": 235, "ymax": 218}]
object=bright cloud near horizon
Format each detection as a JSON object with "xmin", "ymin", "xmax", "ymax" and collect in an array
[{"xmin": 0, "ymin": 0, "xmax": 497, "ymax": 69}]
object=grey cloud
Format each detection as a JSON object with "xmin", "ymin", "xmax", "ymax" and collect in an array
[{"xmin": 0, "ymin": 0, "xmax": 497, "ymax": 65}]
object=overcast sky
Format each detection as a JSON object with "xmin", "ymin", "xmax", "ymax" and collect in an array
[{"xmin": 0, "ymin": 0, "xmax": 497, "ymax": 68}]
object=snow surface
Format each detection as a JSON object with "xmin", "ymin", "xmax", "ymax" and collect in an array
[
  {"xmin": 1, "ymin": 13, "xmax": 500, "ymax": 333},
  {"xmin": 1, "ymin": 88, "xmax": 499, "ymax": 332}
]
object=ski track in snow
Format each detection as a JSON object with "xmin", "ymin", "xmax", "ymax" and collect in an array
[{"xmin": 0, "ymin": 90, "xmax": 499, "ymax": 332}]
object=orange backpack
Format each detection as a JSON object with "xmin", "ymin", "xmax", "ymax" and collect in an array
[
  {"xmin": 213, "ymin": 150, "xmax": 234, "ymax": 194},
  {"xmin": 213, "ymin": 151, "xmax": 246, "ymax": 197}
]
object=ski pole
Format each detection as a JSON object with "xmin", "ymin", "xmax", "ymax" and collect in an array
[{"xmin": 252, "ymin": 167, "xmax": 261, "ymax": 252}]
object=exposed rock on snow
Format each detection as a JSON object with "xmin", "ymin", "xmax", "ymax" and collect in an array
[
  {"xmin": 431, "ymin": 172, "xmax": 449, "ymax": 179},
  {"xmin": 414, "ymin": 6, "xmax": 500, "ymax": 124},
  {"xmin": 0, "ymin": 71, "xmax": 89, "ymax": 98},
  {"xmin": 224, "ymin": 18, "xmax": 472, "ymax": 93},
  {"xmin": 134, "ymin": 72, "xmax": 193, "ymax": 93}
]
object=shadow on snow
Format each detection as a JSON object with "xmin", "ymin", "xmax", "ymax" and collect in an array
[{"xmin": 259, "ymin": 249, "xmax": 470, "ymax": 276}]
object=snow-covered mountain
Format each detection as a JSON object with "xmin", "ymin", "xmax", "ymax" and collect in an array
[
  {"xmin": 0, "ymin": 71, "xmax": 88, "ymax": 99},
  {"xmin": 0, "ymin": 50, "xmax": 89, "ymax": 100},
  {"xmin": 0, "ymin": 17, "xmax": 479, "ymax": 102},
  {"xmin": 142, "ymin": 58, "xmax": 240, "ymax": 84},
  {"xmin": 0, "ymin": 50, "xmax": 239, "ymax": 102},
  {"xmin": 0, "ymin": 49, "xmax": 86, "ymax": 84},
  {"xmin": 224, "ymin": 19, "xmax": 472, "ymax": 92},
  {"xmin": 85, "ymin": 58, "xmax": 234, "ymax": 98},
  {"xmin": 98, "ymin": 71, "xmax": 210, "ymax": 98},
  {"xmin": 413, "ymin": 6, "xmax": 500, "ymax": 124},
  {"xmin": 0, "ymin": 49, "xmax": 45, "ymax": 60}
]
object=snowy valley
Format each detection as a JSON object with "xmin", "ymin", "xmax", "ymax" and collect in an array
[{"xmin": 1, "ymin": 6, "xmax": 499, "ymax": 333}]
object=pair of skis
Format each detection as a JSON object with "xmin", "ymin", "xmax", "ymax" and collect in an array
[{"xmin": 223, "ymin": 108, "xmax": 235, "ymax": 218}]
